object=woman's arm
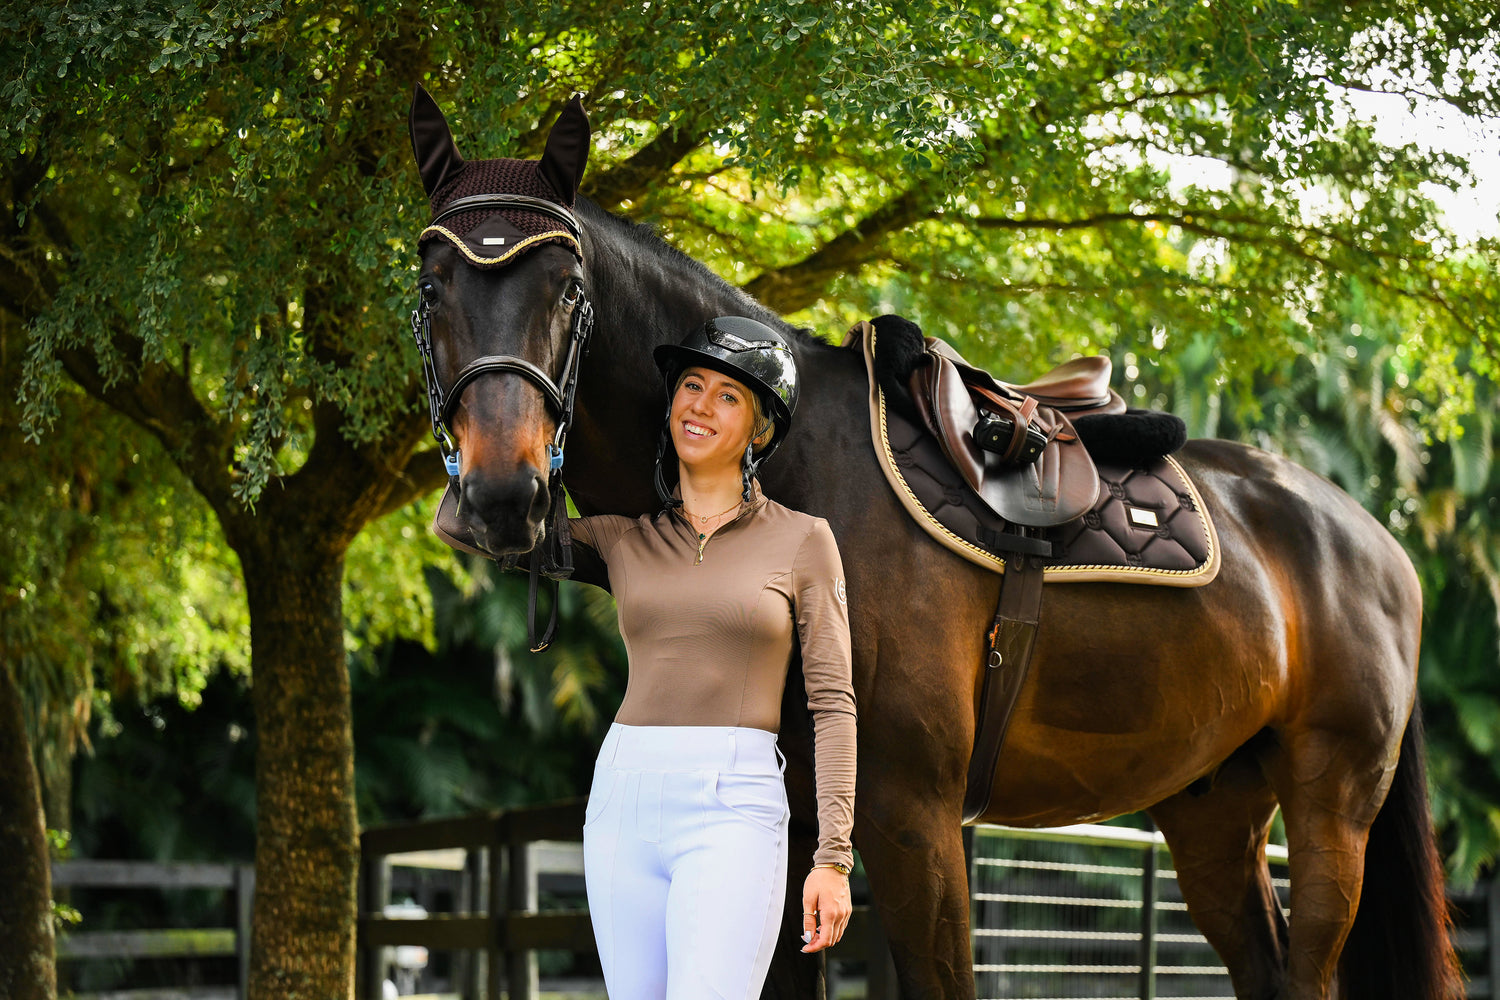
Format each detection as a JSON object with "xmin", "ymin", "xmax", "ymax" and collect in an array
[{"xmin": 792, "ymin": 518, "xmax": 857, "ymax": 951}]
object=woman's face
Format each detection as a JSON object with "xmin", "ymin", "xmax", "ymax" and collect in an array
[{"xmin": 669, "ymin": 366, "xmax": 761, "ymax": 475}]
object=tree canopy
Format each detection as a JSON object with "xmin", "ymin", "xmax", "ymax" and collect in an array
[{"xmin": 3, "ymin": 1, "xmax": 1497, "ymax": 995}]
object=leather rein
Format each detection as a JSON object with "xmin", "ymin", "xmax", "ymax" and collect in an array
[{"xmin": 408, "ymin": 193, "xmax": 596, "ymax": 651}]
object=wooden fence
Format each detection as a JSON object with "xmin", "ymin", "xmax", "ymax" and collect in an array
[
  {"xmin": 51, "ymin": 859, "xmax": 253, "ymax": 1000},
  {"xmin": 356, "ymin": 799, "xmax": 894, "ymax": 999}
]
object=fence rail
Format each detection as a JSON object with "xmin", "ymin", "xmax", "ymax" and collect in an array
[{"xmin": 51, "ymin": 859, "xmax": 253, "ymax": 1000}]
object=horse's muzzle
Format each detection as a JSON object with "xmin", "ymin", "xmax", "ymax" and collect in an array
[{"xmin": 460, "ymin": 469, "xmax": 551, "ymax": 554}]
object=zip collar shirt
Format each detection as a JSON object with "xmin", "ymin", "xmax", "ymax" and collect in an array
[{"xmin": 569, "ymin": 484, "xmax": 856, "ymax": 869}]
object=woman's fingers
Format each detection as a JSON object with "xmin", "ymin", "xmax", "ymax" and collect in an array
[
  {"xmin": 800, "ymin": 870, "xmax": 853, "ymax": 952},
  {"xmin": 801, "ymin": 877, "xmax": 821, "ymax": 951}
]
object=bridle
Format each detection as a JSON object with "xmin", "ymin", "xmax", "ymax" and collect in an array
[
  {"xmin": 410, "ymin": 193, "xmax": 595, "ymax": 481},
  {"xmin": 408, "ymin": 192, "xmax": 597, "ymax": 650}
]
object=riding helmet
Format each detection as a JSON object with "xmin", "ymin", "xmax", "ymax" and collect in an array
[{"xmin": 653, "ymin": 316, "xmax": 799, "ymax": 462}]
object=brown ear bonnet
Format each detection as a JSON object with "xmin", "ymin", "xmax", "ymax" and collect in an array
[{"xmin": 409, "ymin": 84, "xmax": 590, "ymax": 268}]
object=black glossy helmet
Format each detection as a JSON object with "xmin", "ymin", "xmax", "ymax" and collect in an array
[{"xmin": 653, "ymin": 316, "xmax": 799, "ymax": 462}]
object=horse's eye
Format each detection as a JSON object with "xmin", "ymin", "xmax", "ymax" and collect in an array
[{"xmin": 419, "ymin": 279, "xmax": 439, "ymax": 304}]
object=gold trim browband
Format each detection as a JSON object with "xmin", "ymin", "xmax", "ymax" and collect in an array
[{"xmin": 419, "ymin": 224, "xmax": 583, "ymax": 268}]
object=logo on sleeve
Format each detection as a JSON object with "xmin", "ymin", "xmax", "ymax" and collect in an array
[{"xmin": 835, "ymin": 578, "xmax": 847, "ymax": 605}]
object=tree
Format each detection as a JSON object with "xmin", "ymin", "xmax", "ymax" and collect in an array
[
  {"xmin": 3, "ymin": 1, "xmax": 1496, "ymax": 994},
  {"xmin": 0, "ymin": 659, "xmax": 54, "ymax": 1000}
]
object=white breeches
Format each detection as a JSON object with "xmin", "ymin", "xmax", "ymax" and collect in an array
[{"xmin": 583, "ymin": 723, "xmax": 789, "ymax": 1000}]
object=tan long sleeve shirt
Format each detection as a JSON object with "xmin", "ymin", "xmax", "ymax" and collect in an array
[{"xmin": 569, "ymin": 487, "xmax": 857, "ymax": 870}]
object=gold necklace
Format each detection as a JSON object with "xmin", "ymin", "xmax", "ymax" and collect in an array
[{"xmin": 683, "ymin": 498, "xmax": 741, "ymax": 524}]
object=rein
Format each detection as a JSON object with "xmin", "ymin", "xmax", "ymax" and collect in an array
[{"xmin": 409, "ymin": 194, "xmax": 597, "ymax": 652}]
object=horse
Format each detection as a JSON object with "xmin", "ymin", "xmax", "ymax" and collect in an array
[{"xmin": 405, "ymin": 89, "xmax": 1459, "ymax": 1000}]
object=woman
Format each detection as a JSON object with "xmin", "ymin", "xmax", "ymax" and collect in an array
[{"xmin": 567, "ymin": 315, "xmax": 856, "ymax": 1000}]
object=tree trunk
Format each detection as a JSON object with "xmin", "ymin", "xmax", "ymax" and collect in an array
[
  {"xmin": 0, "ymin": 662, "xmax": 57, "ymax": 1000},
  {"xmin": 239, "ymin": 532, "xmax": 358, "ymax": 1000}
]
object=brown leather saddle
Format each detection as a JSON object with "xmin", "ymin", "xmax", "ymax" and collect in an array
[{"xmin": 911, "ymin": 338, "xmax": 1125, "ymax": 528}]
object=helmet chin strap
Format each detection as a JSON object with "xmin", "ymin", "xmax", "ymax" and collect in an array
[
  {"xmin": 741, "ymin": 441, "xmax": 759, "ymax": 502},
  {"xmin": 654, "ymin": 401, "xmax": 682, "ymax": 509},
  {"xmin": 654, "ymin": 423, "xmax": 762, "ymax": 508}
]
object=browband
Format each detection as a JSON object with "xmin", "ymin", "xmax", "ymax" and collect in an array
[{"xmin": 430, "ymin": 192, "xmax": 582, "ymax": 239}]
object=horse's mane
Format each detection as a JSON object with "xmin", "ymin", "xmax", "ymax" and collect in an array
[{"xmin": 576, "ymin": 196, "xmax": 826, "ymax": 346}]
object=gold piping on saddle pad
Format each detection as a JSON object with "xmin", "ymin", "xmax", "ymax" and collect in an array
[{"xmin": 847, "ymin": 320, "xmax": 1221, "ymax": 587}]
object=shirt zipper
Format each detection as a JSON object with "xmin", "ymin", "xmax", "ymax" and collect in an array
[{"xmin": 678, "ymin": 500, "xmax": 759, "ymax": 566}]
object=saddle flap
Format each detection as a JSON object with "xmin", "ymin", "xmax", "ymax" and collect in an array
[{"xmin": 977, "ymin": 409, "xmax": 1099, "ymax": 527}]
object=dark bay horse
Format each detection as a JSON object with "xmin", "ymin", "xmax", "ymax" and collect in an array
[{"xmin": 407, "ymin": 93, "xmax": 1457, "ymax": 1000}]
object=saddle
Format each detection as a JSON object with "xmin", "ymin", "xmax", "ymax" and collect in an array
[
  {"xmin": 852, "ymin": 316, "xmax": 1218, "ymax": 579},
  {"xmin": 912, "ymin": 337, "xmax": 1125, "ymax": 528}
]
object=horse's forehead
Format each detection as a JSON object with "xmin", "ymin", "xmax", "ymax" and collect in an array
[
  {"xmin": 427, "ymin": 155, "xmax": 553, "ymax": 212},
  {"xmin": 419, "ymin": 155, "xmax": 583, "ymax": 268}
]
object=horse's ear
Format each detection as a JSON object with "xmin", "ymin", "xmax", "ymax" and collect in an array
[
  {"xmin": 538, "ymin": 95, "xmax": 589, "ymax": 205},
  {"xmin": 409, "ymin": 83, "xmax": 465, "ymax": 199}
]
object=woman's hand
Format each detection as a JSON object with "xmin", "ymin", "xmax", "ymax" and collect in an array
[{"xmin": 800, "ymin": 866, "xmax": 853, "ymax": 953}]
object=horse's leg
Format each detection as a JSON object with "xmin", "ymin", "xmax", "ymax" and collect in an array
[
  {"xmin": 849, "ymin": 626, "xmax": 980, "ymax": 1000},
  {"xmin": 762, "ymin": 817, "xmax": 824, "ymax": 999},
  {"xmin": 856, "ymin": 788, "xmax": 974, "ymax": 999},
  {"xmin": 764, "ymin": 672, "xmax": 828, "ymax": 1000},
  {"xmin": 1148, "ymin": 741, "xmax": 1287, "ymax": 1000},
  {"xmin": 1260, "ymin": 720, "xmax": 1397, "ymax": 1000}
]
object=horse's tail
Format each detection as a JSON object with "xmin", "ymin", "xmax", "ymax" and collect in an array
[{"xmin": 1338, "ymin": 703, "xmax": 1462, "ymax": 1000}]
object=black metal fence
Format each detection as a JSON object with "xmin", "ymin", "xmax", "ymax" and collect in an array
[{"xmin": 971, "ymin": 823, "xmax": 1500, "ymax": 1000}]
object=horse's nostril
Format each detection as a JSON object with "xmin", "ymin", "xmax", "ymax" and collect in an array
[{"xmin": 527, "ymin": 473, "xmax": 550, "ymax": 522}]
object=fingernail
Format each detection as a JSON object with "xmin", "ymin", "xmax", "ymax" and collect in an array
[{"xmin": 801, "ymin": 931, "xmax": 812, "ymax": 944}]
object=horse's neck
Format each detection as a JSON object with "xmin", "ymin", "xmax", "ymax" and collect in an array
[{"xmin": 568, "ymin": 205, "xmax": 766, "ymax": 516}]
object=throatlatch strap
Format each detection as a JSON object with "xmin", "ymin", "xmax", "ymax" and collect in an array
[
  {"xmin": 962, "ymin": 548, "xmax": 1046, "ymax": 824},
  {"xmin": 526, "ymin": 476, "xmax": 574, "ymax": 652}
]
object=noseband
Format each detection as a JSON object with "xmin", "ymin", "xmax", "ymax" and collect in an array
[{"xmin": 409, "ymin": 193, "xmax": 597, "ymax": 651}]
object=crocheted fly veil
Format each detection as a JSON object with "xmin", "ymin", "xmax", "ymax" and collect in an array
[
  {"xmin": 409, "ymin": 86, "xmax": 595, "ymax": 651},
  {"xmin": 409, "ymin": 84, "xmax": 588, "ymax": 268},
  {"xmin": 408, "ymin": 84, "xmax": 591, "ymax": 559}
]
